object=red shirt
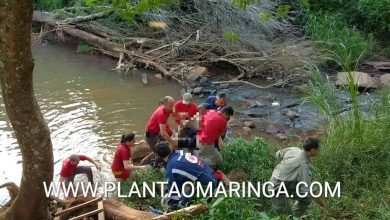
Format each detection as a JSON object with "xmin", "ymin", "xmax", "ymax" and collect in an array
[
  {"xmin": 198, "ymin": 111, "xmax": 227, "ymax": 144},
  {"xmin": 174, "ymin": 101, "xmax": 198, "ymax": 124},
  {"xmin": 146, "ymin": 105, "xmax": 172, "ymax": 135},
  {"xmin": 111, "ymin": 143, "xmax": 131, "ymax": 171},
  {"xmin": 60, "ymin": 155, "xmax": 87, "ymax": 178}
]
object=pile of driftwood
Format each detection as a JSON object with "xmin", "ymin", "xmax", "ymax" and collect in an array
[{"xmin": 32, "ymin": 2, "xmax": 317, "ymax": 87}]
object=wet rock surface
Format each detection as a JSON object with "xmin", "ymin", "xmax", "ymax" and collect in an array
[{"xmin": 186, "ymin": 73, "xmax": 381, "ymax": 145}]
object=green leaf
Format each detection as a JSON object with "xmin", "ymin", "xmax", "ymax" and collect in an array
[
  {"xmin": 232, "ymin": 0, "xmax": 254, "ymax": 9},
  {"xmin": 85, "ymin": 0, "xmax": 95, "ymax": 7},
  {"xmin": 222, "ymin": 31, "xmax": 240, "ymax": 43},
  {"xmin": 276, "ymin": 4, "xmax": 291, "ymax": 17},
  {"xmin": 299, "ymin": 0, "xmax": 309, "ymax": 7},
  {"xmin": 211, "ymin": 197, "xmax": 225, "ymax": 208},
  {"xmin": 259, "ymin": 12, "xmax": 273, "ymax": 22}
]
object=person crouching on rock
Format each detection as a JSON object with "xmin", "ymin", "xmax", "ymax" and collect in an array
[
  {"xmin": 111, "ymin": 133, "xmax": 152, "ymax": 182},
  {"xmin": 59, "ymin": 154, "xmax": 101, "ymax": 187}
]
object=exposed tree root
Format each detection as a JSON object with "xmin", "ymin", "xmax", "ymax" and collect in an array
[{"xmin": 0, "ymin": 182, "xmax": 19, "ymax": 209}]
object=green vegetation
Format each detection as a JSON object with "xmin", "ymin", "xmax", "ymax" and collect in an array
[
  {"xmin": 34, "ymin": 0, "xmax": 66, "ymax": 11},
  {"xmin": 120, "ymin": 169, "xmax": 166, "ymax": 210},
  {"xmin": 220, "ymin": 138, "xmax": 276, "ymax": 183},
  {"xmin": 222, "ymin": 31, "xmax": 241, "ymax": 44},
  {"xmin": 304, "ymin": 12, "xmax": 375, "ymax": 70},
  {"xmin": 308, "ymin": 0, "xmax": 390, "ymax": 36},
  {"xmin": 305, "ymin": 66, "xmax": 390, "ymax": 219},
  {"xmin": 77, "ymin": 42, "xmax": 93, "ymax": 53}
]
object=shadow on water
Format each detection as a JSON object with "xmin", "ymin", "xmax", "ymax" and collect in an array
[{"xmin": 0, "ymin": 42, "xmax": 181, "ymax": 202}]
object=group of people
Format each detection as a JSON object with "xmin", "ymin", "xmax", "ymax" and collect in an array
[{"xmin": 59, "ymin": 92, "xmax": 327, "ymax": 217}]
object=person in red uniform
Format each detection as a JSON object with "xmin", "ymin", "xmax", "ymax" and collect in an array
[
  {"xmin": 59, "ymin": 154, "xmax": 101, "ymax": 186},
  {"xmin": 141, "ymin": 96, "xmax": 178, "ymax": 165},
  {"xmin": 174, "ymin": 93, "xmax": 198, "ymax": 128},
  {"xmin": 197, "ymin": 106, "xmax": 234, "ymax": 168},
  {"xmin": 111, "ymin": 133, "xmax": 151, "ymax": 182}
]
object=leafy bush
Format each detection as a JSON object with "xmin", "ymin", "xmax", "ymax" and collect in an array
[
  {"xmin": 221, "ymin": 137, "xmax": 276, "ymax": 183},
  {"xmin": 34, "ymin": 0, "xmax": 65, "ymax": 11},
  {"xmin": 308, "ymin": 0, "xmax": 390, "ymax": 36}
]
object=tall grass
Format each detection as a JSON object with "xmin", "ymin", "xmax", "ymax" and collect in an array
[
  {"xmin": 305, "ymin": 65, "xmax": 390, "ymax": 218},
  {"xmin": 304, "ymin": 12, "xmax": 375, "ymax": 70}
]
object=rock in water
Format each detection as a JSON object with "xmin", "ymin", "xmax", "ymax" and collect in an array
[
  {"xmin": 244, "ymin": 121, "xmax": 256, "ymax": 129},
  {"xmin": 283, "ymin": 109, "xmax": 299, "ymax": 120},
  {"xmin": 220, "ymin": 83, "xmax": 230, "ymax": 89},
  {"xmin": 242, "ymin": 126, "xmax": 252, "ymax": 135},
  {"xmin": 192, "ymin": 87, "xmax": 203, "ymax": 95},
  {"xmin": 266, "ymin": 124, "xmax": 278, "ymax": 134},
  {"xmin": 141, "ymin": 72, "xmax": 148, "ymax": 85},
  {"xmin": 275, "ymin": 133, "xmax": 287, "ymax": 141},
  {"xmin": 380, "ymin": 74, "xmax": 390, "ymax": 87},
  {"xmin": 199, "ymin": 77, "xmax": 208, "ymax": 86},
  {"xmin": 187, "ymin": 66, "xmax": 207, "ymax": 81},
  {"xmin": 336, "ymin": 71, "xmax": 377, "ymax": 89}
]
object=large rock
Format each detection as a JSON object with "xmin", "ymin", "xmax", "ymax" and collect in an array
[
  {"xmin": 283, "ymin": 109, "xmax": 299, "ymax": 120},
  {"xmin": 275, "ymin": 133, "xmax": 287, "ymax": 141},
  {"xmin": 244, "ymin": 121, "xmax": 256, "ymax": 129},
  {"xmin": 131, "ymin": 143, "xmax": 152, "ymax": 161},
  {"xmin": 336, "ymin": 71, "xmax": 377, "ymax": 89},
  {"xmin": 199, "ymin": 77, "xmax": 208, "ymax": 86},
  {"xmin": 380, "ymin": 74, "xmax": 390, "ymax": 87},
  {"xmin": 242, "ymin": 126, "xmax": 252, "ymax": 135},
  {"xmin": 187, "ymin": 66, "xmax": 207, "ymax": 81},
  {"xmin": 192, "ymin": 87, "xmax": 203, "ymax": 95},
  {"xmin": 266, "ymin": 124, "xmax": 278, "ymax": 134}
]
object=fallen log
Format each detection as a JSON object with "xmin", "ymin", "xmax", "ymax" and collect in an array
[
  {"xmin": 62, "ymin": 10, "xmax": 114, "ymax": 24},
  {"xmin": 103, "ymin": 199, "xmax": 157, "ymax": 220},
  {"xmin": 152, "ymin": 204, "xmax": 208, "ymax": 220},
  {"xmin": 33, "ymin": 11, "xmax": 176, "ymax": 80}
]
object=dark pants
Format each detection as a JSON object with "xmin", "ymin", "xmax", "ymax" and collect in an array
[
  {"xmin": 141, "ymin": 131, "xmax": 165, "ymax": 165},
  {"xmin": 270, "ymin": 180, "xmax": 311, "ymax": 217},
  {"xmin": 64, "ymin": 166, "xmax": 93, "ymax": 187}
]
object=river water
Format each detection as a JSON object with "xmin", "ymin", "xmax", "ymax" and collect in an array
[{"xmin": 0, "ymin": 43, "xmax": 181, "ymax": 203}]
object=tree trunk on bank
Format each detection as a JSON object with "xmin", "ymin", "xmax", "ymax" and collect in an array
[{"xmin": 0, "ymin": 1, "xmax": 54, "ymax": 220}]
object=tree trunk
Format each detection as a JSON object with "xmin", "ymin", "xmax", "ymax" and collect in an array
[{"xmin": 0, "ymin": 1, "xmax": 53, "ymax": 220}]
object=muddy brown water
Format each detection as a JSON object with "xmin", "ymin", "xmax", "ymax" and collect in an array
[{"xmin": 0, "ymin": 43, "xmax": 181, "ymax": 202}]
